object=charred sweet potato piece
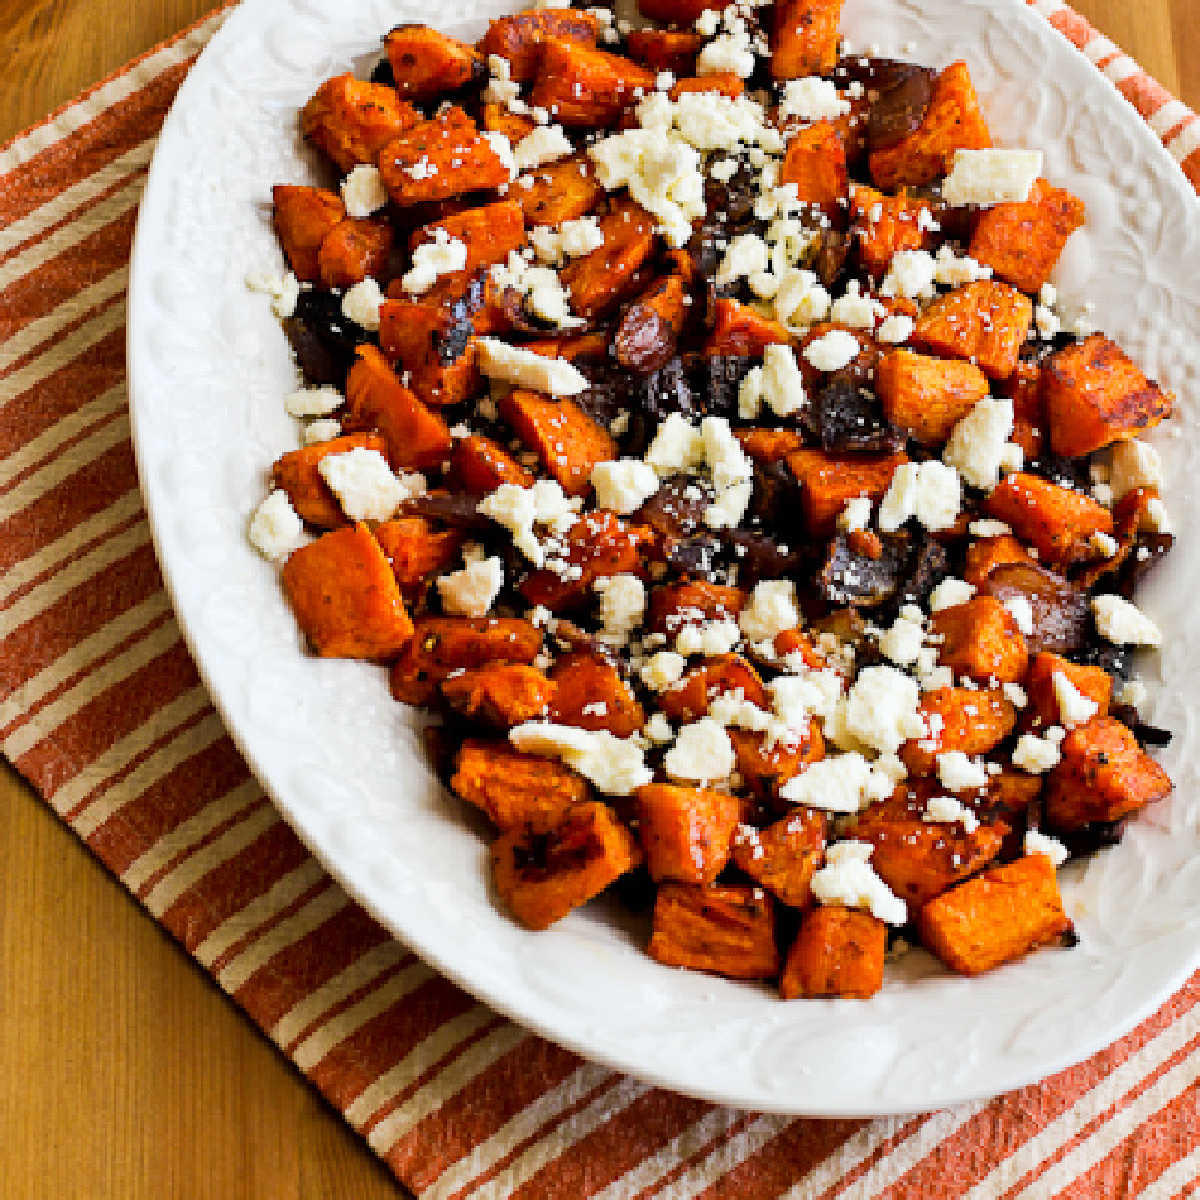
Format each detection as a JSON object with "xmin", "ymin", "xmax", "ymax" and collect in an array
[
  {"xmin": 737, "ymin": 428, "xmax": 807, "ymax": 462},
  {"xmin": 300, "ymin": 74, "xmax": 418, "ymax": 172},
  {"xmin": 647, "ymin": 580, "xmax": 746, "ymax": 635},
  {"xmin": 272, "ymin": 433, "xmax": 389, "ymax": 529},
  {"xmin": 499, "ymin": 389, "xmax": 616, "ymax": 496},
  {"xmin": 1044, "ymin": 717, "xmax": 1171, "ymax": 831},
  {"xmin": 549, "ymin": 653, "xmax": 645, "ymax": 737},
  {"xmin": 779, "ymin": 121, "xmax": 848, "ymax": 211},
  {"xmin": 529, "ymin": 38, "xmax": 656, "ymax": 127},
  {"xmin": 772, "ymin": 0, "xmax": 843, "ymax": 79},
  {"xmin": 732, "ymin": 809, "xmax": 826, "ymax": 909},
  {"xmin": 317, "ymin": 218, "xmax": 393, "ymax": 290},
  {"xmin": 786, "ymin": 448, "xmax": 908, "ymax": 537},
  {"xmin": 780, "ymin": 907, "xmax": 885, "ymax": 999},
  {"xmin": 1025, "ymin": 652, "xmax": 1112, "ymax": 731},
  {"xmin": 1002, "ymin": 356, "xmax": 1046, "ymax": 459},
  {"xmin": 561, "ymin": 200, "xmax": 657, "ymax": 321},
  {"xmin": 272, "ymin": 185, "xmax": 346, "ymax": 282},
  {"xmin": 390, "ymin": 616, "xmax": 542, "ymax": 704},
  {"xmin": 282, "ymin": 524, "xmax": 414, "ymax": 659},
  {"xmin": 985, "ymin": 473, "xmax": 1114, "ymax": 568},
  {"xmin": 728, "ymin": 724, "xmax": 825, "ymax": 802},
  {"xmin": 868, "ymin": 61, "xmax": 991, "ymax": 191},
  {"xmin": 771, "ymin": 627, "xmax": 829, "ymax": 671},
  {"xmin": 918, "ymin": 853, "xmax": 1072, "ymax": 976},
  {"xmin": 410, "ymin": 200, "xmax": 526, "ymax": 302},
  {"xmin": 648, "ymin": 884, "xmax": 779, "ymax": 979},
  {"xmin": 669, "ymin": 73, "xmax": 745, "ymax": 100},
  {"xmin": 962, "ymin": 534, "xmax": 1035, "ymax": 586},
  {"xmin": 901, "ymin": 686, "xmax": 1017, "ymax": 776},
  {"xmin": 345, "ymin": 345, "xmax": 453, "ymax": 470},
  {"xmin": 876, "ymin": 349, "xmax": 989, "ymax": 445},
  {"xmin": 849, "ymin": 186, "xmax": 935, "ymax": 277},
  {"xmin": 637, "ymin": 0, "xmax": 719, "ymax": 23},
  {"xmin": 931, "ymin": 595, "xmax": 1028, "ymax": 685},
  {"xmin": 979, "ymin": 561, "xmax": 1090, "ymax": 656},
  {"xmin": 521, "ymin": 513, "xmax": 654, "ymax": 610},
  {"xmin": 377, "ymin": 107, "xmax": 511, "ymax": 205},
  {"xmin": 450, "ymin": 434, "xmax": 534, "ymax": 494},
  {"xmin": 635, "ymin": 784, "xmax": 741, "ymax": 884},
  {"xmin": 627, "ymin": 28, "xmax": 703, "ymax": 74},
  {"xmin": 441, "ymin": 664, "xmax": 556, "ymax": 727},
  {"xmin": 615, "ymin": 274, "xmax": 689, "ymax": 373},
  {"xmin": 513, "ymin": 156, "xmax": 604, "ymax": 227},
  {"xmin": 378, "ymin": 297, "xmax": 480, "ymax": 407},
  {"xmin": 1041, "ymin": 334, "xmax": 1172, "ymax": 458},
  {"xmin": 912, "ymin": 280, "xmax": 1032, "ymax": 380},
  {"xmin": 374, "ymin": 517, "xmax": 463, "ymax": 592},
  {"xmin": 969, "ymin": 178, "xmax": 1085, "ymax": 294},
  {"xmin": 481, "ymin": 8, "xmax": 599, "ymax": 81},
  {"xmin": 383, "ymin": 25, "xmax": 484, "ymax": 101},
  {"xmin": 482, "ymin": 101, "xmax": 536, "ymax": 143},
  {"xmin": 703, "ymin": 298, "xmax": 792, "ymax": 358},
  {"xmin": 493, "ymin": 801, "xmax": 640, "ymax": 929},
  {"xmin": 658, "ymin": 655, "xmax": 767, "ymax": 724},
  {"xmin": 452, "ymin": 738, "xmax": 590, "ymax": 830}
]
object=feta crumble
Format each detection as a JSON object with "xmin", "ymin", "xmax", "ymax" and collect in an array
[
  {"xmin": 878, "ymin": 460, "xmax": 961, "ymax": 532},
  {"xmin": 664, "ymin": 718, "xmax": 736, "ymax": 782},
  {"xmin": 937, "ymin": 751, "xmax": 988, "ymax": 792},
  {"xmin": 923, "ymin": 794, "xmax": 980, "ymax": 833},
  {"xmin": 591, "ymin": 459, "xmax": 660, "ymax": 515},
  {"xmin": 285, "ymin": 386, "xmax": 343, "ymax": 418},
  {"xmin": 802, "ymin": 329, "xmax": 862, "ymax": 373},
  {"xmin": 437, "ymin": 556, "xmax": 504, "ymax": 618},
  {"xmin": 475, "ymin": 338, "xmax": 588, "ymax": 396},
  {"xmin": 341, "ymin": 164, "xmax": 388, "ymax": 218},
  {"xmin": 248, "ymin": 490, "xmax": 305, "ymax": 561},
  {"xmin": 739, "ymin": 579, "xmax": 800, "ymax": 642},
  {"xmin": 510, "ymin": 723, "xmax": 652, "ymax": 794},
  {"xmin": 810, "ymin": 840, "xmax": 907, "ymax": 925},
  {"xmin": 1091, "ymin": 594, "xmax": 1162, "ymax": 646},
  {"xmin": 341, "ymin": 277, "xmax": 384, "ymax": 331},
  {"xmin": 402, "ymin": 230, "xmax": 468, "ymax": 295},
  {"xmin": 1024, "ymin": 829, "xmax": 1070, "ymax": 866},
  {"xmin": 943, "ymin": 397, "xmax": 1014, "ymax": 491},
  {"xmin": 316, "ymin": 447, "xmax": 411, "ymax": 521},
  {"xmin": 940, "ymin": 148, "xmax": 1043, "ymax": 207}
]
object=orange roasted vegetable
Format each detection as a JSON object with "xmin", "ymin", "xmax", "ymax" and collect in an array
[
  {"xmin": 383, "ymin": 25, "xmax": 484, "ymax": 101},
  {"xmin": 528, "ymin": 38, "xmax": 656, "ymax": 127},
  {"xmin": 482, "ymin": 102, "xmax": 536, "ymax": 143},
  {"xmin": 876, "ymin": 349, "xmax": 989, "ymax": 445},
  {"xmin": 901, "ymin": 686, "xmax": 1017, "ymax": 776},
  {"xmin": 1002, "ymin": 356, "xmax": 1046, "ymax": 460},
  {"xmin": 703, "ymin": 297, "xmax": 791, "ymax": 358},
  {"xmin": 410, "ymin": 200, "xmax": 526, "ymax": 303},
  {"xmin": 450, "ymin": 434, "xmax": 534, "ymax": 494},
  {"xmin": 849, "ymin": 185, "xmax": 936, "ymax": 277},
  {"xmin": 441, "ymin": 664, "xmax": 556, "ymax": 727},
  {"xmin": 728, "ymin": 723, "xmax": 825, "ymax": 802},
  {"xmin": 985, "ymin": 472, "xmax": 1114, "ymax": 568},
  {"xmin": 300, "ymin": 74, "xmax": 418, "ymax": 172},
  {"xmin": 282, "ymin": 524, "xmax": 414, "ymax": 659},
  {"xmin": 499, "ymin": 390, "xmax": 617, "ymax": 496},
  {"xmin": 549, "ymin": 653, "xmax": 645, "ymax": 737},
  {"xmin": 480, "ymin": 8, "xmax": 599, "ymax": 82},
  {"xmin": 374, "ymin": 517, "xmax": 463, "ymax": 592},
  {"xmin": 561, "ymin": 200, "xmax": 658, "ymax": 321},
  {"xmin": 912, "ymin": 280, "xmax": 1032, "ymax": 380},
  {"xmin": 779, "ymin": 121, "xmax": 848, "ymax": 211},
  {"xmin": 492, "ymin": 801, "xmax": 640, "ymax": 929},
  {"xmin": 272, "ymin": 185, "xmax": 345, "ymax": 282},
  {"xmin": 1024, "ymin": 652, "xmax": 1112, "ymax": 731},
  {"xmin": 657, "ymin": 655, "xmax": 768, "ymax": 724},
  {"xmin": 786, "ymin": 448, "xmax": 908, "ymax": 537},
  {"xmin": 377, "ymin": 107, "xmax": 511, "ymax": 205},
  {"xmin": 962, "ymin": 534, "xmax": 1035, "ymax": 587},
  {"xmin": 648, "ymin": 884, "xmax": 780, "ymax": 979},
  {"xmin": 669, "ymin": 73, "xmax": 745, "ymax": 100},
  {"xmin": 512, "ymin": 156, "xmax": 604, "ymax": 227},
  {"xmin": 520, "ymin": 512, "xmax": 654, "ymax": 611},
  {"xmin": 780, "ymin": 907, "xmax": 885, "ymax": 999},
  {"xmin": 647, "ymin": 580, "xmax": 747, "ymax": 635},
  {"xmin": 317, "ymin": 217, "xmax": 393, "ymax": 290},
  {"xmin": 627, "ymin": 29, "xmax": 703, "ymax": 74},
  {"xmin": 731, "ymin": 808, "xmax": 826, "ymax": 908},
  {"xmin": 737, "ymin": 428, "xmax": 807, "ymax": 463},
  {"xmin": 635, "ymin": 784, "xmax": 741, "ymax": 884},
  {"xmin": 378, "ymin": 298, "xmax": 480, "ymax": 407},
  {"xmin": 271, "ymin": 432, "xmax": 389, "ymax": 529},
  {"xmin": 771, "ymin": 0, "xmax": 843, "ymax": 79},
  {"xmin": 930, "ymin": 595, "xmax": 1028, "ymax": 685},
  {"xmin": 451, "ymin": 739, "xmax": 590, "ymax": 830}
]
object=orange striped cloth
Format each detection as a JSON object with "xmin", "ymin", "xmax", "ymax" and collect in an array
[{"xmin": 2, "ymin": 6, "xmax": 1199, "ymax": 1197}]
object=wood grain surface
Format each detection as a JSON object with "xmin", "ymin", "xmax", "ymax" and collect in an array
[{"xmin": 1, "ymin": 2, "xmax": 1197, "ymax": 1197}]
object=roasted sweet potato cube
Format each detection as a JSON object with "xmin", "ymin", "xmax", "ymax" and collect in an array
[
  {"xmin": 647, "ymin": 580, "xmax": 746, "ymax": 635},
  {"xmin": 345, "ymin": 345, "xmax": 453, "ymax": 470},
  {"xmin": 520, "ymin": 513, "xmax": 654, "ymax": 611},
  {"xmin": 411, "ymin": 200, "xmax": 526, "ymax": 302},
  {"xmin": 523, "ymin": 332, "xmax": 609, "ymax": 364},
  {"xmin": 737, "ymin": 428, "xmax": 806, "ymax": 463},
  {"xmin": 1044, "ymin": 717, "xmax": 1171, "ymax": 830},
  {"xmin": 377, "ymin": 107, "xmax": 511, "ymax": 205},
  {"xmin": 528, "ymin": 38, "xmax": 656, "ymax": 127},
  {"xmin": 771, "ymin": 627, "xmax": 829, "ymax": 671},
  {"xmin": 1025, "ymin": 652, "xmax": 1112, "ymax": 731},
  {"xmin": 383, "ymin": 25, "xmax": 484, "ymax": 102},
  {"xmin": 876, "ymin": 349, "xmax": 989, "ymax": 445},
  {"xmin": 282, "ymin": 524, "xmax": 414, "ymax": 659},
  {"xmin": 962, "ymin": 534, "xmax": 1035, "ymax": 587},
  {"xmin": 548, "ymin": 653, "xmax": 645, "ymax": 737},
  {"xmin": 561, "ymin": 200, "xmax": 657, "ymax": 321},
  {"xmin": 512, "ymin": 156, "xmax": 604, "ymax": 227},
  {"xmin": 500, "ymin": 390, "xmax": 616, "ymax": 496},
  {"xmin": 300, "ymin": 74, "xmax": 418, "ymax": 172},
  {"xmin": 635, "ymin": 784, "xmax": 741, "ymax": 884},
  {"xmin": 731, "ymin": 808, "xmax": 826, "ymax": 908},
  {"xmin": 986, "ymin": 472, "xmax": 1114, "ymax": 568},
  {"xmin": 390, "ymin": 616, "xmax": 542, "ymax": 704},
  {"xmin": 658, "ymin": 655, "xmax": 767, "ymax": 724},
  {"xmin": 648, "ymin": 884, "xmax": 779, "ymax": 979},
  {"xmin": 930, "ymin": 595, "xmax": 1028, "ymax": 685},
  {"xmin": 969, "ymin": 178, "xmax": 1085, "ymax": 294},
  {"xmin": 492, "ymin": 801, "xmax": 640, "ymax": 929},
  {"xmin": 918, "ymin": 853, "xmax": 1072, "ymax": 975},
  {"xmin": 913, "ymin": 280, "xmax": 1032, "ymax": 380},
  {"xmin": 786, "ymin": 449, "xmax": 908, "ymax": 537},
  {"xmin": 272, "ymin": 433, "xmax": 389, "ymax": 529},
  {"xmin": 450, "ymin": 433, "xmax": 534, "ymax": 494},
  {"xmin": 374, "ymin": 517, "xmax": 463, "ymax": 592},
  {"xmin": 728, "ymin": 724, "xmax": 825, "ymax": 802},
  {"xmin": 901, "ymin": 686, "xmax": 1017, "ymax": 775},
  {"xmin": 441, "ymin": 664, "xmax": 556, "ymax": 727},
  {"xmin": 779, "ymin": 121, "xmax": 848, "ymax": 211},
  {"xmin": 780, "ymin": 907, "xmax": 884, "ymax": 999},
  {"xmin": 637, "ymin": 0, "xmax": 720, "ymax": 23},
  {"xmin": 272, "ymin": 185, "xmax": 345, "ymax": 282},
  {"xmin": 627, "ymin": 28, "xmax": 703, "ymax": 74},
  {"xmin": 482, "ymin": 102, "xmax": 536, "ymax": 143},
  {"xmin": 378, "ymin": 298, "xmax": 480, "ymax": 407},
  {"xmin": 480, "ymin": 8, "xmax": 599, "ymax": 82},
  {"xmin": 317, "ymin": 218, "xmax": 392, "ymax": 290},
  {"xmin": 771, "ymin": 0, "xmax": 843, "ymax": 79},
  {"xmin": 703, "ymin": 297, "xmax": 792, "ymax": 358},
  {"xmin": 1041, "ymin": 334, "xmax": 1172, "ymax": 458},
  {"xmin": 452, "ymin": 738, "xmax": 590, "ymax": 830},
  {"xmin": 669, "ymin": 73, "xmax": 745, "ymax": 100},
  {"xmin": 1001, "ymin": 356, "xmax": 1046, "ymax": 459},
  {"xmin": 850, "ymin": 186, "xmax": 935, "ymax": 278},
  {"xmin": 868, "ymin": 61, "xmax": 991, "ymax": 191}
]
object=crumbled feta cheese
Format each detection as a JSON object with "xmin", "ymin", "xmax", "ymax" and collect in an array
[
  {"xmin": 929, "ymin": 577, "xmax": 975, "ymax": 612},
  {"xmin": 643, "ymin": 712, "xmax": 674, "ymax": 744},
  {"xmin": 694, "ymin": 8, "xmax": 720, "ymax": 35},
  {"xmin": 1091, "ymin": 594, "xmax": 1162, "ymax": 646},
  {"xmin": 340, "ymin": 164, "xmax": 388, "ymax": 218},
  {"xmin": 768, "ymin": 668, "xmax": 843, "ymax": 727},
  {"xmin": 402, "ymin": 230, "xmax": 468, "ymax": 295},
  {"xmin": 510, "ymin": 724, "xmax": 652, "ymax": 794},
  {"xmin": 774, "ymin": 268, "xmax": 831, "ymax": 328},
  {"xmin": 843, "ymin": 665, "xmax": 925, "ymax": 755},
  {"xmin": 830, "ymin": 281, "xmax": 883, "ymax": 329},
  {"xmin": 880, "ymin": 249, "xmax": 937, "ymax": 300},
  {"xmin": 838, "ymin": 495, "xmax": 872, "ymax": 533},
  {"xmin": 248, "ymin": 490, "xmax": 305, "ymax": 561},
  {"xmin": 285, "ymin": 386, "xmax": 343, "ymax": 418},
  {"xmin": 738, "ymin": 366, "xmax": 764, "ymax": 419},
  {"xmin": 759, "ymin": 343, "xmax": 808, "ymax": 416},
  {"xmin": 937, "ymin": 751, "xmax": 988, "ymax": 792},
  {"xmin": 1024, "ymin": 829, "xmax": 1069, "ymax": 866},
  {"xmin": 1003, "ymin": 681, "xmax": 1028, "ymax": 708},
  {"xmin": 341, "ymin": 277, "xmax": 384, "ymax": 331},
  {"xmin": 591, "ymin": 459, "xmax": 660, "ymax": 515},
  {"xmin": 1035, "ymin": 304, "xmax": 1060, "ymax": 340},
  {"xmin": 940, "ymin": 148, "xmax": 1043, "ymax": 206},
  {"xmin": 778, "ymin": 77, "xmax": 851, "ymax": 122},
  {"xmin": 481, "ymin": 130, "xmax": 516, "ymax": 178},
  {"xmin": 560, "ymin": 216, "xmax": 604, "ymax": 258},
  {"xmin": 1091, "ymin": 531, "xmax": 1119, "ymax": 558},
  {"xmin": 876, "ymin": 312, "xmax": 915, "ymax": 344},
  {"xmin": 802, "ymin": 328, "xmax": 861, "ymax": 373},
  {"xmin": 1052, "ymin": 670, "xmax": 1099, "ymax": 728},
  {"xmin": 1002, "ymin": 593, "xmax": 1034, "ymax": 636},
  {"xmin": 304, "ymin": 418, "xmax": 341, "ymax": 445},
  {"xmin": 513, "ymin": 123, "xmax": 573, "ymax": 170},
  {"xmin": 923, "ymin": 794, "xmax": 980, "ymax": 833},
  {"xmin": 969, "ymin": 519, "xmax": 1012, "ymax": 538},
  {"xmin": 675, "ymin": 618, "xmax": 742, "ymax": 656},
  {"xmin": 1011, "ymin": 732, "xmax": 1062, "ymax": 774},
  {"xmin": 716, "ymin": 232, "xmax": 770, "ymax": 286},
  {"xmin": 317, "ymin": 447, "xmax": 411, "ymax": 521},
  {"xmin": 1115, "ymin": 678, "xmax": 1148, "ymax": 708},
  {"xmin": 943, "ymin": 395, "xmax": 1014, "ymax": 491},
  {"xmin": 878, "ymin": 460, "xmax": 961, "ymax": 532},
  {"xmin": 524, "ymin": 266, "xmax": 584, "ymax": 328},
  {"xmin": 475, "ymin": 337, "xmax": 588, "ymax": 395},
  {"xmin": 437, "ymin": 556, "xmax": 504, "ymax": 617},
  {"xmin": 1109, "ymin": 439, "xmax": 1164, "ymax": 499},
  {"xmin": 932, "ymin": 244, "xmax": 992, "ymax": 287},
  {"xmin": 701, "ymin": 416, "xmax": 753, "ymax": 529},
  {"xmin": 664, "ymin": 718, "xmax": 736, "ymax": 782},
  {"xmin": 810, "ymin": 840, "xmax": 907, "ymax": 924},
  {"xmin": 478, "ymin": 479, "xmax": 578, "ymax": 565},
  {"xmin": 878, "ymin": 613, "xmax": 925, "ymax": 666},
  {"xmin": 641, "ymin": 650, "xmax": 686, "ymax": 691},
  {"xmin": 778, "ymin": 753, "xmax": 872, "ymax": 812},
  {"xmin": 739, "ymin": 580, "xmax": 800, "ymax": 642},
  {"xmin": 696, "ymin": 30, "xmax": 756, "ymax": 78},
  {"xmin": 596, "ymin": 574, "xmax": 646, "ymax": 643},
  {"xmin": 245, "ymin": 269, "xmax": 300, "ymax": 318},
  {"xmin": 645, "ymin": 412, "xmax": 706, "ymax": 475}
]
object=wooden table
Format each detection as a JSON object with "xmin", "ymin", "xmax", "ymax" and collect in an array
[{"xmin": 1, "ymin": 2, "xmax": 1196, "ymax": 1196}]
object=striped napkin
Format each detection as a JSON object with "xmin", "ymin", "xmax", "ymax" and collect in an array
[{"xmin": 3, "ymin": 4, "xmax": 1199, "ymax": 1196}]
